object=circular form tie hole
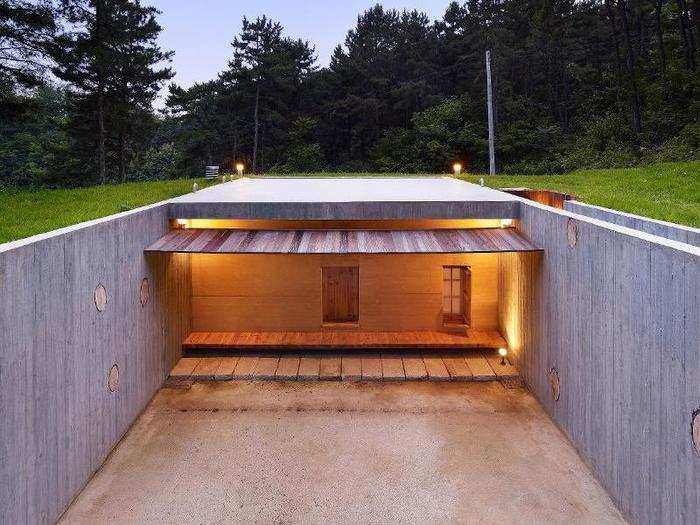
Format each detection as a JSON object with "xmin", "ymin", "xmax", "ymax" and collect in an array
[
  {"xmin": 94, "ymin": 284, "xmax": 108, "ymax": 312},
  {"xmin": 140, "ymin": 277, "xmax": 150, "ymax": 306},
  {"xmin": 108, "ymin": 364, "xmax": 119, "ymax": 392},
  {"xmin": 548, "ymin": 367, "xmax": 560, "ymax": 402},
  {"xmin": 566, "ymin": 218, "xmax": 578, "ymax": 247}
]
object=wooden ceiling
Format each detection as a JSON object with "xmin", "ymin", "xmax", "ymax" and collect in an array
[{"xmin": 146, "ymin": 227, "xmax": 541, "ymax": 254}]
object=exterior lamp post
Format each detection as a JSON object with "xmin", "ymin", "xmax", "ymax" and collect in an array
[
  {"xmin": 235, "ymin": 163, "xmax": 245, "ymax": 177},
  {"xmin": 452, "ymin": 162, "xmax": 463, "ymax": 177}
]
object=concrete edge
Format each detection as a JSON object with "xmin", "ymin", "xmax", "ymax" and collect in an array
[
  {"xmin": 515, "ymin": 198, "xmax": 700, "ymax": 257},
  {"xmin": 0, "ymin": 200, "xmax": 172, "ymax": 253},
  {"xmin": 167, "ymin": 200, "xmax": 520, "ymax": 220},
  {"xmin": 566, "ymin": 200, "xmax": 700, "ymax": 234}
]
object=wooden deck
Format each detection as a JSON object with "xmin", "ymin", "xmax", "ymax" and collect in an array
[
  {"xmin": 169, "ymin": 349, "xmax": 518, "ymax": 383},
  {"xmin": 182, "ymin": 329, "xmax": 508, "ymax": 351}
]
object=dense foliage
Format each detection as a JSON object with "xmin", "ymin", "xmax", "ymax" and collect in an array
[
  {"xmin": 0, "ymin": 0, "xmax": 697, "ymax": 187},
  {"xmin": 1, "ymin": 0, "xmax": 172, "ymax": 187}
]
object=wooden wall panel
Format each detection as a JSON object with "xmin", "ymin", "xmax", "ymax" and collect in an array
[
  {"xmin": 499, "ymin": 200, "xmax": 700, "ymax": 525},
  {"xmin": 191, "ymin": 253, "xmax": 499, "ymax": 332},
  {"xmin": 0, "ymin": 204, "xmax": 190, "ymax": 524}
]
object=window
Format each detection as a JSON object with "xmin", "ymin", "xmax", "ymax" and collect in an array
[{"xmin": 442, "ymin": 266, "xmax": 471, "ymax": 325}]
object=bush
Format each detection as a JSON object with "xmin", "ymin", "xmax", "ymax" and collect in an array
[
  {"xmin": 648, "ymin": 123, "xmax": 699, "ymax": 163},
  {"xmin": 128, "ymin": 143, "xmax": 184, "ymax": 181},
  {"xmin": 274, "ymin": 143, "xmax": 325, "ymax": 173},
  {"xmin": 272, "ymin": 117, "xmax": 326, "ymax": 173},
  {"xmin": 560, "ymin": 114, "xmax": 639, "ymax": 171},
  {"xmin": 371, "ymin": 98, "xmax": 487, "ymax": 173}
]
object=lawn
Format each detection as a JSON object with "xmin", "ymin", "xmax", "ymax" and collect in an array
[
  {"xmin": 0, "ymin": 178, "xmax": 215, "ymax": 244},
  {"xmin": 461, "ymin": 161, "xmax": 699, "ymax": 229},
  {"xmin": 0, "ymin": 161, "xmax": 697, "ymax": 243}
]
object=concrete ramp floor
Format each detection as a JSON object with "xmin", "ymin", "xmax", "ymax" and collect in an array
[{"xmin": 60, "ymin": 381, "xmax": 625, "ymax": 524}]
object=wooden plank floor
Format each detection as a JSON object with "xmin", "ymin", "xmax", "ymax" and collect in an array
[
  {"xmin": 183, "ymin": 329, "xmax": 507, "ymax": 351},
  {"xmin": 172, "ymin": 349, "xmax": 517, "ymax": 383}
]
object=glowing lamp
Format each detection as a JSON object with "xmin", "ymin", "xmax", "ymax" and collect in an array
[
  {"xmin": 452, "ymin": 162, "xmax": 463, "ymax": 176},
  {"xmin": 175, "ymin": 219, "xmax": 188, "ymax": 229},
  {"xmin": 500, "ymin": 218, "xmax": 514, "ymax": 228},
  {"xmin": 235, "ymin": 162, "xmax": 245, "ymax": 177},
  {"xmin": 498, "ymin": 347, "xmax": 508, "ymax": 365}
]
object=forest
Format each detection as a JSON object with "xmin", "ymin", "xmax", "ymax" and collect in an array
[{"xmin": 0, "ymin": 0, "xmax": 698, "ymax": 188}]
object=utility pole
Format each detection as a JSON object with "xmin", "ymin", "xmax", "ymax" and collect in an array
[{"xmin": 485, "ymin": 50, "xmax": 496, "ymax": 175}]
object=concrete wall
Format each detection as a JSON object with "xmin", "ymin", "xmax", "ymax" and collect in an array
[
  {"xmin": 191, "ymin": 253, "xmax": 499, "ymax": 332},
  {"xmin": 565, "ymin": 200, "xmax": 700, "ymax": 247},
  {"xmin": 0, "ymin": 204, "xmax": 191, "ymax": 524},
  {"xmin": 499, "ymin": 201, "xmax": 700, "ymax": 524}
]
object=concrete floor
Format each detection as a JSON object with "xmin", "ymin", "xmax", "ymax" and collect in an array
[{"xmin": 60, "ymin": 381, "xmax": 626, "ymax": 525}]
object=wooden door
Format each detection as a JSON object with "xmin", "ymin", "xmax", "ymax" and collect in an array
[{"xmin": 322, "ymin": 266, "xmax": 359, "ymax": 323}]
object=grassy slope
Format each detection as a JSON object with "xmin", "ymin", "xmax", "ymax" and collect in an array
[
  {"xmin": 0, "ymin": 161, "xmax": 697, "ymax": 243},
  {"xmin": 0, "ymin": 178, "xmax": 214, "ymax": 244},
  {"xmin": 461, "ymin": 161, "xmax": 699, "ymax": 228}
]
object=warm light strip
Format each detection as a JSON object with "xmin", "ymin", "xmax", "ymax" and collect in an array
[{"xmin": 175, "ymin": 218, "xmax": 513, "ymax": 231}]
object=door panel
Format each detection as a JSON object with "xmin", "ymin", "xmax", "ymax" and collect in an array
[{"xmin": 322, "ymin": 266, "xmax": 359, "ymax": 323}]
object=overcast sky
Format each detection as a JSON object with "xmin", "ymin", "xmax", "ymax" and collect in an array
[{"xmin": 149, "ymin": 0, "xmax": 450, "ymax": 106}]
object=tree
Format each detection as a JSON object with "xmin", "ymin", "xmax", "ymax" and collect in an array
[
  {"xmin": 277, "ymin": 117, "xmax": 324, "ymax": 172},
  {"xmin": 0, "ymin": 0, "xmax": 58, "ymax": 98},
  {"xmin": 4, "ymin": 1, "xmax": 696, "ymax": 189},
  {"xmin": 165, "ymin": 81, "xmax": 227, "ymax": 174},
  {"xmin": 322, "ymin": 6, "xmax": 440, "ymax": 167},
  {"xmin": 221, "ymin": 16, "xmax": 316, "ymax": 172},
  {"xmin": 110, "ymin": 3, "xmax": 173, "ymax": 180},
  {"xmin": 0, "ymin": 86, "xmax": 76, "ymax": 188},
  {"xmin": 53, "ymin": 0, "xmax": 172, "ymax": 184}
]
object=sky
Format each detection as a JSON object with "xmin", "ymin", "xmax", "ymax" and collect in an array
[{"xmin": 149, "ymin": 0, "xmax": 450, "ymax": 106}]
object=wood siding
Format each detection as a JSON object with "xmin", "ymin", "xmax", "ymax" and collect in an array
[
  {"xmin": 191, "ymin": 253, "xmax": 499, "ymax": 332},
  {"xmin": 0, "ymin": 205, "xmax": 190, "ymax": 524},
  {"xmin": 499, "ymin": 201, "xmax": 699, "ymax": 525}
]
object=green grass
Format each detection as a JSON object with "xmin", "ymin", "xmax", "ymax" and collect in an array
[
  {"xmin": 0, "ymin": 178, "xmax": 215, "ymax": 244},
  {"xmin": 0, "ymin": 161, "xmax": 698, "ymax": 243},
  {"xmin": 461, "ymin": 161, "xmax": 700, "ymax": 228}
]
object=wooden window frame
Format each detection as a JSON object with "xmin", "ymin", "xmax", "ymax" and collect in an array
[{"xmin": 442, "ymin": 265, "xmax": 471, "ymax": 327}]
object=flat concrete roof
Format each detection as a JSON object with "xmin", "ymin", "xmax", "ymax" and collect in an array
[{"xmin": 168, "ymin": 177, "xmax": 520, "ymax": 220}]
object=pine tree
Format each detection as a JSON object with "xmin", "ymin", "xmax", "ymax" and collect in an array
[
  {"xmin": 53, "ymin": 0, "xmax": 172, "ymax": 184},
  {"xmin": 221, "ymin": 16, "xmax": 316, "ymax": 172},
  {"xmin": 0, "ymin": 0, "xmax": 58, "ymax": 98}
]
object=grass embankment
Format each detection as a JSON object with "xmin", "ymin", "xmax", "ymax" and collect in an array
[
  {"xmin": 461, "ymin": 161, "xmax": 699, "ymax": 228},
  {"xmin": 0, "ymin": 178, "xmax": 214, "ymax": 244},
  {"xmin": 0, "ymin": 161, "xmax": 697, "ymax": 243}
]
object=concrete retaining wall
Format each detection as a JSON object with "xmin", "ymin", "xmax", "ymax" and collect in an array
[
  {"xmin": 500, "ymin": 201, "xmax": 700, "ymax": 524},
  {"xmin": 565, "ymin": 200, "xmax": 700, "ymax": 247},
  {"xmin": 0, "ymin": 204, "xmax": 191, "ymax": 524}
]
